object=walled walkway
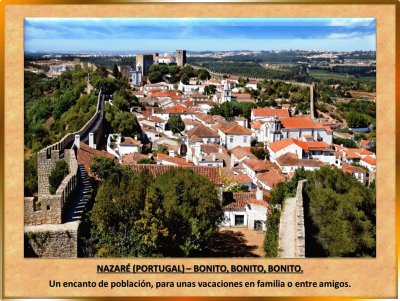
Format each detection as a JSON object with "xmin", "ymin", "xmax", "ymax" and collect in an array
[{"xmin": 278, "ymin": 197, "xmax": 297, "ymax": 258}]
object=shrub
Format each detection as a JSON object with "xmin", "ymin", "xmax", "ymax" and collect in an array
[{"xmin": 48, "ymin": 160, "xmax": 69, "ymax": 194}]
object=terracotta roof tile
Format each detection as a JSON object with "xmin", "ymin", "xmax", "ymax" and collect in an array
[
  {"xmin": 243, "ymin": 159, "xmax": 277, "ymax": 172},
  {"xmin": 342, "ymin": 162, "xmax": 366, "ymax": 174},
  {"xmin": 156, "ymin": 153, "xmax": 193, "ymax": 166},
  {"xmin": 77, "ymin": 143, "xmax": 116, "ymax": 176},
  {"xmin": 127, "ymin": 164, "xmax": 223, "ymax": 185},
  {"xmin": 219, "ymin": 123, "xmax": 252, "ymax": 135},
  {"xmin": 187, "ymin": 124, "xmax": 220, "ymax": 139},
  {"xmin": 252, "ymin": 108, "xmax": 290, "ymax": 118},
  {"xmin": 361, "ymin": 156, "xmax": 376, "ymax": 165},
  {"xmin": 279, "ymin": 116, "xmax": 327, "ymax": 130},
  {"xmin": 257, "ymin": 170, "xmax": 286, "ymax": 188}
]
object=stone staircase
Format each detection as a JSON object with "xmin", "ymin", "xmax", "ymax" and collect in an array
[{"xmin": 64, "ymin": 164, "xmax": 92, "ymax": 223}]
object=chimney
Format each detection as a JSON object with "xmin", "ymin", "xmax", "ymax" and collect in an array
[
  {"xmin": 74, "ymin": 135, "xmax": 80, "ymax": 149},
  {"xmin": 89, "ymin": 133, "xmax": 96, "ymax": 149},
  {"xmin": 256, "ymin": 186, "xmax": 264, "ymax": 201},
  {"xmin": 219, "ymin": 146, "xmax": 224, "ymax": 154},
  {"xmin": 134, "ymin": 135, "xmax": 138, "ymax": 141},
  {"xmin": 168, "ymin": 150, "xmax": 175, "ymax": 157},
  {"xmin": 212, "ymin": 154, "xmax": 216, "ymax": 161}
]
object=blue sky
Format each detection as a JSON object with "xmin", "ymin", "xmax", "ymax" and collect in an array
[{"xmin": 24, "ymin": 18, "xmax": 376, "ymax": 53}]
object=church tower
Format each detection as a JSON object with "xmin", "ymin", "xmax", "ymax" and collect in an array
[{"xmin": 221, "ymin": 80, "xmax": 232, "ymax": 103}]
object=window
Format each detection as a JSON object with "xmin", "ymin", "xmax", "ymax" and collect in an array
[
  {"xmin": 244, "ymin": 136, "xmax": 247, "ymax": 143},
  {"xmin": 230, "ymin": 136, "xmax": 234, "ymax": 143},
  {"xmin": 254, "ymin": 220, "xmax": 263, "ymax": 231},
  {"xmin": 235, "ymin": 215, "xmax": 245, "ymax": 226}
]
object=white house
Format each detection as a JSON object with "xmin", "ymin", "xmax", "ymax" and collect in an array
[
  {"xmin": 222, "ymin": 189, "xmax": 268, "ymax": 231},
  {"xmin": 359, "ymin": 156, "xmax": 376, "ymax": 172},
  {"xmin": 245, "ymin": 81, "xmax": 258, "ymax": 90},
  {"xmin": 218, "ymin": 123, "xmax": 252, "ymax": 150},
  {"xmin": 106, "ymin": 134, "xmax": 142, "ymax": 160}
]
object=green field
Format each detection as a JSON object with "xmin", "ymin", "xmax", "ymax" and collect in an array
[{"xmin": 308, "ymin": 70, "xmax": 353, "ymax": 80}]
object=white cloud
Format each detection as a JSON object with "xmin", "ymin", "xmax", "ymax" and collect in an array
[
  {"xmin": 328, "ymin": 18, "xmax": 375, "ymax": 27},
  {"xmin": 327, "ymin": 32, "xmax": 374, "ymax": 39}
]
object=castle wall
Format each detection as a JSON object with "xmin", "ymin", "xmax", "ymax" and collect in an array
[{"xmin": 24, "ymin": 222, "xmax": 80, "ymax": 258}]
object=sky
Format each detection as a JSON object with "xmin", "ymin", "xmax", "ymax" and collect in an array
[{"xmin": 24, "ymin": 18, "xmax": 376, "ymax": 53}]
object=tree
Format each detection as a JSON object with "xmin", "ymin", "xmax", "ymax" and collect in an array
[
  {"xmin": 197, "ymin": 69, "xmax": 211, "ymax": 81},
  {"xmin": 333, "ymin": 137, "xmax": 357, "ymax": 148},
  {"xmin": 138, "ymin": 158, "xmax": 156, "ymax": 164},
  {"xmin": 250, "ymin": 147, "xmax": 269, "ymax": 160},
  {"xmin": 148, "ymin": 71, "xmax": 163, "ymax": 83},
  {"xmin": 90, "ymin": 157, "xmax": 117, "ymax": 181},
  {"xmin": 263, "ymin": 207, "xmax": 281, "ymax": 257},
  {"xmin": 347, "ymin": 112, "xmax": 370, "ymax": 128},
  {"xmin": 112, "ymin": 63, "xmax": 120, "ymax": 79},
  {"xmin": 225, "ymin": 183, "xmax": 249, "ymax": 192},
  {"xmin": 165, "ymin": 115, "xmax": 185, "ymax": 133},
  {"xmin": 48, "ymin": 160, "xmax": 69, "ymax": 194},
  {"xmin": 89, "ymin": 167, "xmax": 224, "ymax": 257},
  {"xmin": 157, "ymin": 144, "xmax": 169, "ymax": 155},
  {"xmin": 24, "ymin": 154, "xmax": 38, "ymax": 196},
  {"xmin": 305, "ymin": 166, "xmax": 375, "ymax": 257},
  {"xmin": 204, "ymin": 84, "xmax": 217, "ymax": 95}
]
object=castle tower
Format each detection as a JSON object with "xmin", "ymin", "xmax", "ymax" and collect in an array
[
  {"xmin": 266, "ymin": 116, "xmax": 282, "ymax": 143},
  {"xmin": 136, "ymin": 54, "xmax": 154, "ymax": 76},
  {"xmin": 176, "ymin": 50, "xmax": 187, "ymax": 67}
]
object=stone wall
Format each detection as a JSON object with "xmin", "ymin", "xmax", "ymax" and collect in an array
[
  {"xmin": 26, "ymin": 149, "xmax": 79, "ymax": 225},
  {"xmin": 24, "ymin": 221, "xmax": 80, "ymax": 258},
  {"xmin": 295, "ymin": 179, "xmax": 307, "ymax": 258}
]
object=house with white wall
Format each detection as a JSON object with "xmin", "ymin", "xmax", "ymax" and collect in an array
[{"xmin": 218, "ymin": 123, "xmax": 252, "ymax": 150}]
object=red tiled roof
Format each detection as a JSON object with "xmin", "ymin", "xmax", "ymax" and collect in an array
[
  {"xmin": 224, "ymin": 192, "xmax": 257, "ymax": 211},
  {"xmin": 354, "ymin": 149, "xmax": 374, "ymax": 156},
  {"xmin": 252, "ymin": 108, "xmax": 290, "ymax": 118},
  {"xmin": 77, "ymin": 142, "xmax": 116, "ymax": 176},
  {"xmin": 190, "ymin": 93, "xmax": 208, "ymax": 99},
  {"xmin": 282, "ymin": 104, "xmax": 290, "ymax": 109},
  {"xmin": 201, "ymin": 143, "xmax": 220, "ymax": 154},
  {"xmin": 279, "ymin": 116, "xmax": 326, "ymax": 130},
  {"xmin": 127, "ymin": 164, "xmax": 223, "ymax": 185},
  {"xmin": 342, "ymin": 162, "xmax": 366, "ymax": 174},
  {"xmin": 243, "ymin": 159, "xmax": 276, "ymax": 172},
  {"xmin": 164, "ymin": 104, "xmax": 197, "ymax": 114},
  {"xmin": 121, "ymin": 153, "xmax": 150, "ymax": 165},
  {"xmin": 257, "ymin": 170, "xmax": 286, "ymax": 188},
  {"xmin": 268, "ymin": 138, "xmax": 330, "ymax": 153},
  {"xmin": 157, "ymin": 153, "xmax": 193, "ymax": 166},
  {"xmin": 247, "ymin": 199, "xmax": 269, "ymax": 207},
  {"xmin": 187, "ymin": 124, "xmax": 220, "ymax": 139},
  {"xmin": 361, "ymin": 156, "xmax": 376, "ymax": 165},
  {"xmin": 268, "ymin": 138, "xmax": 305, "ymax": 153},
  {"xmin": 219, "ymin": 123, "xmax": 252, "ymax": 135},
  {"xmin": 195, "ymin": 113, "xmax": 216, "ymax": 124},
  {"xmin": 231, "ymin": 146, "xmax": 256, "ymax": 160},
  {"xmin": 276, "ymin": 153, "xmax": 324, "ymax": 168},
  {"xmin": 250, "ymin": 120, "xmax": 264, "ymax": 129},
  {"xmin": 121, "ymin": 137, "xmax": 142, "ymax": 146},
  {"xmin": 234, "ymin": 173, "xmax": 253, "ymax": 183},
  {"xmin": 232, "ymin": 93, "xmax": 252, "ymax": 99},
  {"xmin": 345, "ymin": 149, "xmax": 361, "ymax": 159},
  {"xmin": 360, "ymin": 139, "xmax": 372, "ymax": 146}
]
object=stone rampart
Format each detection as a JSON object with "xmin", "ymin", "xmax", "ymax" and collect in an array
[
  {"xmin": 24, "ymin": 221, "xmax": 80, "ymax": 258},
  {"xmin": 25, "ymin": 149, "xmax": 79, "ymax": 225},
  {"xmin": 295, "ymin": 179, "xmax": 307, "ymax": 258}
]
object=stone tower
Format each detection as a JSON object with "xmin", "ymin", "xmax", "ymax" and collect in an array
[
  {"xmin": 136, "ymin": 54, "xmax": 154, "ymax": 76},
  {"xmin": 176, "ymin": 50, "xmax": 187, "ymax": 67},
  {"xmin": 221, "ymin": 81, "xmax": 232, "ymax": 103}
]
